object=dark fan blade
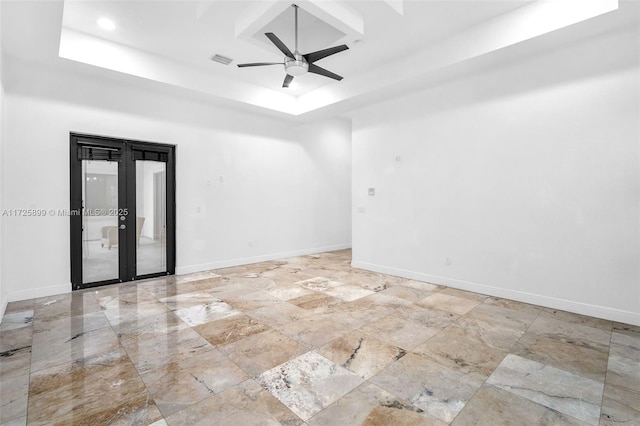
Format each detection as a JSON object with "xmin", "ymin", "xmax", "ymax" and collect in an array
[
  {"xmin": 237, "ymin": 62, "xmax": 282, "ymax": 67},
  {"xmin": 308, "ymin": 63, "xmax": 343, "ymax": 81},
  {"xmin": 303, "ymin": 45, "xmax": 349, "ymax": 63},
  {"xmin": 265, "ymin": 33, "xmax": 294, "ymax": 59},
  {"xmin": 283, "ymin": 74, "xmax": 294, "ymax": 88}
]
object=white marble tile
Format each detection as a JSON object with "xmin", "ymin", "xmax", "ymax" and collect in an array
[
  {"xmin": 257, "ymin": 351, "xmax": 364, "ymax": 421},
  {"xmin": 266, "ymin": 285, "xmax": 314, "ymax": 301},
  {"xmin": 0, "ymin": 311, "xmax": 33, "ymax": 332},
  {"xmin": 0, "ymin": 374, "xmax": 29, "ymax": 424},
  {"xmin": 174, "ymin": 301, "xmax": 241, "ymax": 327},
  {"xmin": 0, "ymin": 416, "xmax": 27, "ymax": 426},
  {"xmin": 486, "ymin": 354, "xmax": 604, "ymax": 425},
  {"xmin": 607, "ymin": 355, "xmax": 640, "ymax": 393},
  {"xmin": 295, "ymin": 277, "xmax": 343, "ymax": 291},
  {"xmin": 324, "ymin": 285, "xmax": 374, "ymax": 302},
  {"xmin": 159, "ymin": 292, "xmax": 223, "ymax": 311}
]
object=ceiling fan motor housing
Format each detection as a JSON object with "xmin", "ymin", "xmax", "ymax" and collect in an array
[{"xmin": 285, "ymin": 52, "xmax": 308, "ymax": 76}]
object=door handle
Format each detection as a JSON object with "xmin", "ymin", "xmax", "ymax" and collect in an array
[{"xmin": 119, "ymin": 224, "xmax": 126, "ymax": 230}]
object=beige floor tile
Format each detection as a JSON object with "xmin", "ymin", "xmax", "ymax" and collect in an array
[
  {"xmin": 438, "ymin": 287, "xmax": 488, "ymax": 302},
  {"xmin": 600, "ymin": 395, "xmax": 640, "ymax": 425},
  {"xmin": 455, "ymin": 316, "xmax": 526, "ymax": 352},
  {"xmin": 123, "ymin": 327, "xmax": 215, "ymax": 374},
  {"xmin": 412, "ymin": 325, "xmax": 508, "ymax": 381},
  {"xmin": 34, "ymin": 293, "xmax": 102, "ymax": 323},
  {"xmin": 223, "ymin": 290, "xmax": 281, "ymax": 311},
  {"xmin": 539, "ymin": 307, "xmax": 613, "ymax": 331},
  {"xmin": 220, "ymin": 329, "xmax": 309, "ymax": 377},
  {"xmin": 317, "ymin": 332, "xmax": 406, "ymax": 379},
  {"xmin": 606, "ymin": 355, "xmax": 640, "ymax": 393},
  {"xmin": 289, "ymin": 292, "xmax": 344, "ymax": 314},
  {"xmin": 4, "ymin": 300, "xmax": 35, "ymax": 315},
  {"xmin": 1, "ymin": 249, "xmax": 637, "ymax": 426},
  {"xmin": 164, "ymin": 379, "xmax": 301, "ymax": 426},
  {"xmin": 115, "ymin": 311, "xmax": 191, "ymax": 343},
  {"xmin": 28, "ymin": 349, "xmax": 162, "ymax": 425},
  {"xmin": 486, "ymin": 354, "xmax": 604, "ymax": 425},
  {"xmin": 416, "ymin": 293, "xmax": 480, "ymax": 315},
  {"xmin": 0, "ymin": 374, "xmax": 29, "ymax": 424},
  {"xmin": 377, "ymin": 285, "xmax": 435, "ymax": 302},
  {"xmin": 193, "ymin": 314, "xmax": 270, "ymax": 347},
  {"xmin": 140, "ymin": 348, "xmax": 248, "ymax": 417},
  {"xmin": 526, "ymin": 315, "xmax": 612, "ymax": 349},
  {"xmin": 276, "ymin": 317, "xmax": 349, "ymax": 348},
  {"xmin": 602, "ymin": 383, "xmax": 640, "ymax": 412},
  {"xmin": 0, "ymin": 343, "xmax": 31, "ymax": 382},
  {"xmin": 159, "ymin": 291, "xmax": 224, "ymax": 311},
  {"xmin": 30, "ymin": 324, "xmax": 121, "ymax": 373},
  {"xmin": 247, "ymin": 302, "xmax": 313, "ymax": 327},
  {"xmin": 361, "ymin": 314, "xmax": 440, "ymax": 350},
  {"xmin": 452, "ymin": 385, "xmax": 589, "ymax": 425},
  {"xmin": 465, "ymin": 303, "xmax": 538, "ymax": 332},
  {"xmin": 369, "ymin": 353, "xmax": 483, "ymax": 423},
  {"xmin": 483, "ymin": 296, "xmax": 543, "ymax": 316},
  {"xmin": 512, "ymin": 331, "xmax": 608, "ymax": 381},
  {"xmin": 307, "ymin": 382, "xmax": 444, "ymax": 426}
]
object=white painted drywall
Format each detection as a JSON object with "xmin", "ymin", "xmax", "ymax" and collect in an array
[
  {"xmin": 351, "ymin": 25, "xmax": 640, "ymax": 325},
  {"xmin": 0, "ymin": 59, "xmax": 351, "ymax": 302},
  {"xmin": 0, "ymin": 1, "xmax": 5, "ymax": 319}
]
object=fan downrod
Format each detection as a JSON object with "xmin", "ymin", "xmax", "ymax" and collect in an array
[{"xmin": 285, "ymin": 5, "xmax": 308, "ymax": 76}]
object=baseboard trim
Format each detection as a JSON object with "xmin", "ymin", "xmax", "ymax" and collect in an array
[
  {"xmin": 176, "ymin": 244, "xmax": 352, "ymax": 276},
  {"xmin": 0, "ymin": 245, "xmax": 352, "ymax": 305},
  {"xmin": 7, "ymin": 283, "xmax": 71, "ymax": 304},
  {"xmin": 351, "ymin": 261, "xmax": 640, "ymax": 326},
  {"xmin": 0, "ymin": 294, "xmax": 7, "ymax": 324}
]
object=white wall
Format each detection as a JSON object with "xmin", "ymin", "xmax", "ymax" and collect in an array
[
  {"xmin": 351, "ymin": 25, "xmax": 640, "ymax": 325},
  {"xmin": 0, "ymin": 1, "xmax": 5, "ymax": 319},
  {"xmin": 1, "ymin": 59, "xmax": 351, "ymax": 302}
]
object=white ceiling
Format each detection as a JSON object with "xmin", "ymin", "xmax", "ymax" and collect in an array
[
  {"xmin": 60, "ymin": 1, "xmax": 530, "ymax": 93},
  {"xmin": 0, "ymin": 0, "xmax": 627, "ymax": 117}
]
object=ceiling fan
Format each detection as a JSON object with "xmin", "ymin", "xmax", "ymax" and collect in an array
[{"xmin": 237, "ymin": 4, "xmax": 349, "ymax": 88}]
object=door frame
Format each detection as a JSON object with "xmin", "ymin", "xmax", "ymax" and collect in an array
[{"xmin": 70, "ymin": 133, "xmax": 176, "ymax": 290}]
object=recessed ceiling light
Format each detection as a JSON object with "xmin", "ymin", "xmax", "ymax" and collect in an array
[{"xmin": 97, "ymin": 17, "xmax": 116, "ymax": 31}]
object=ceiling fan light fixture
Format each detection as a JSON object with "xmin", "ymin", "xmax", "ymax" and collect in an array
[
  {"xmin": 285, "ymin": 57, "xmax": 308, "ymax": 76},
  {"xmin": 237, "ymin": 4, "xmax": 348, "ymax": 87}
]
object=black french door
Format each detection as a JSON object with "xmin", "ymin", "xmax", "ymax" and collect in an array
[{"xmin": 70, "ymin": 133, "xmax": 176, "ymax": 290}]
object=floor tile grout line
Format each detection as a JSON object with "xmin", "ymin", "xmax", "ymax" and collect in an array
[
  {"xmin": 447, "ymin": 299, "xmax": 545, "ymax": 425},
  {"xmin": 597, "ymin": 323, "xmax": 615, "ymax": 424}
]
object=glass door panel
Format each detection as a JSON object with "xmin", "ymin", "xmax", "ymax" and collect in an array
[
  {"xmin": 71, "ymin": 133, "xmax": 175, "ymax": 290},
  {"xmin": 81, "ymin": 160, "xmax": 120, "ymax": 283},
  {"xmin": 135, "ymin": 160, "xmax": 167, "ymax": 276}
]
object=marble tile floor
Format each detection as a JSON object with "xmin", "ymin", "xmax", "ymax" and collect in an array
[{"xmin": 1, "ymin": 249, "xmax": 638, "ymax": 425}]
